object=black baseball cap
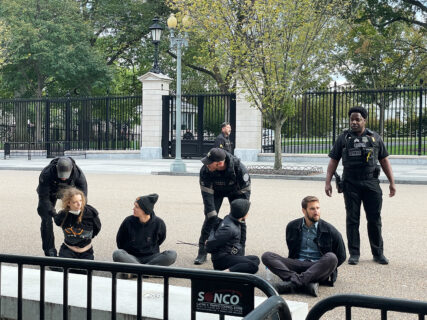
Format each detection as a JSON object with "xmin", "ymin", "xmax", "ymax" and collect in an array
[
  {"xmin": 57, "ymin": 157, "xmax": 73, "ymax": 179},
  {"xmin": 201, "ymin": 148, "xmax": 226, "ymax": 165}
]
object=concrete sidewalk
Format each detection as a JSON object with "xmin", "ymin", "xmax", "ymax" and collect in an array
[{"xmin": 1, "ymin": 154, "xmax": 427, "ymax": 184}]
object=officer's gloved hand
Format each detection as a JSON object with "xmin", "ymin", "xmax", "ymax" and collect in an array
[{"xmin": 49, "ymin": 209, "xmax": 57, "ymax": 217}]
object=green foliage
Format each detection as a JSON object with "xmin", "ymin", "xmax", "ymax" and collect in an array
[
  {"xmin": 0, "ymin": 0, "xmax": 111, "ymax": 98},
  {"xmin": 170, "ymin": 0, "xmax": 348, "ymax": 168}
]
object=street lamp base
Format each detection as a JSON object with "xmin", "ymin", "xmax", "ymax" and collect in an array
[{"xmin": 170, "ymin": 159, "xmax": 187, "ymax": 173}]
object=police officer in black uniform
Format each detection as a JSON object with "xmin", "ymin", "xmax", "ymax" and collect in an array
[
  {"xmin": 37, "ymin": 157, "xmax": 88, "ymax": 256},
  {"xmin": 194, "ymin": 148, "xmax": 251, "ymax": 265},
  {"xmin": 325, "ymin": 106, "xmax": 396, "ymax": 265},
  {"xmin": 214, "ymin": 122, "xmax": 232, "ymax": 153}
]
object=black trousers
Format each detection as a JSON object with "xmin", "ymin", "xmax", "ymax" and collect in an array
[
  {"xmin": 198, "ymin": 194, "xmax": 247, "ymax": 249},
  {"xmin": 343, "ymin": 178, "xmax": 383, "ymax": 257},
  {"xmin": 261, "ymin": 252, "xmax": 338, "ymax": 286},
  {"xmin": 213, "ymin": 255, "xmax": 260, "ymax": 274},
  {"xmin": 59, "ymin": 243, "xmax": 94, "ymax": 260},
  {"xmin": 37, "ymin": 196, "xmax": 57, "ymax": 256}
]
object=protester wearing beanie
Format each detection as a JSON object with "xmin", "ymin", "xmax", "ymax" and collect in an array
[
  {"xmin": 112, "ymin": 194, "xmax": 177, "ymax": 274},
  {"xmin": 205, "ymin": 199, "xmax": 260, "ymax": 274}
]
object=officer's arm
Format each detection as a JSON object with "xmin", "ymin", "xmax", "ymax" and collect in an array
[
  {"xmin": 236, "ymin": 163, "xmax": 251, "ymax": 199},
  {"xmin": 325, "ymin": 159, "xmax": 339, "ymax": 197},
  {"xmin": 200, "ymin": 171, "xmax": 217, "ymax": 218},
  {"xmin": 37, "ymin": 172, "xmax": 55, "ymax": 214},
  {"xmin": 75, "ymin": 169, "xmax": 88, "ymax": 197},
  {"xmin": 379, "ymin": 157, "xmax": 396, "ymax": 197}
]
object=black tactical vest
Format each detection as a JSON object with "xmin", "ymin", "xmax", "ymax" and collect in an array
[{"xmin": 342, "ymin": 130, "xmax": 379, "ymax": 169}]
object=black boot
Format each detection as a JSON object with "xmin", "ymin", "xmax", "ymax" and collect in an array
[
  {"xmin": 194, "ymin": 247, "xmax": 207, "ymax": 265},
  {"xmin": 272, "ymin": 281, "xmax": 297, "ymax": 294}
]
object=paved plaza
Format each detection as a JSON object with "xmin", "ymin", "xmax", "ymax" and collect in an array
[{"xmin": 1, "ymin": 156, "xmax": 427, "ymax": 319}]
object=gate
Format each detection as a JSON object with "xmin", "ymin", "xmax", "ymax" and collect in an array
[
  {"xmin": 161, "ymin": 93, "xmax": 236, "ymax": 158},
  {"xmin": 0, "ymin": 95, "xmax": 141, "ymax": 158}
]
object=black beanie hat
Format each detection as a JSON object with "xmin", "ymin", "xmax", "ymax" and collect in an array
[
  {"xmin": 136, "ymin": 193, "xmax": 159, "ymax": 216},
  {"xmin": 230, "ymin": 199, "xmax": 251, "ymax": 219}
]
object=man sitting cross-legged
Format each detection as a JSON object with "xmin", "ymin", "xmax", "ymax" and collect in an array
[{"xmin": 262, "ymin": 196, "xmax": 346, "ymax": 297}]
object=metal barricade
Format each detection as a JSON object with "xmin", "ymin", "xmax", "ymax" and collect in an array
[
  {"xmin": 306, "ymin": 294, "xmax": 427, "ymax": 320},
  {"xmin": 0, "ymin": 253, "xmax": 292, "ymax": 320}
]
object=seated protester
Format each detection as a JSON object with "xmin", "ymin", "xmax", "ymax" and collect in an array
[
  {"xmin": 112, "ymin": 194, "xmax": 177, "ymax": 267},
  {"xmin": 54, "ymin": 187, "xmax": 101, "ymax": 260},
  {"xmin": 262, "ymin": 196, "xmax": 346, "ymax": 297},
  {"xmin": 205, "ymin": 199, "xmax": 259, "ymax": 274}
]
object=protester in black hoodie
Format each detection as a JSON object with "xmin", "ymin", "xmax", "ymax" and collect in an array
[
  {"xmin": 112, "ymin": 194, "xmax": 177, "ymax": 267},
  {"xmin": 54, "ymin": 187, "xmax": 101, "ymax": 260},
  {"xmin": 205, "ymin": 199, "xmax": 259, "ymax": 274}
]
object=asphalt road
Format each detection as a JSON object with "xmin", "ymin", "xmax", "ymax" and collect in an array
[{"xmin": 1, "ymin": 170, "xmax": 426, "ymax": 319}]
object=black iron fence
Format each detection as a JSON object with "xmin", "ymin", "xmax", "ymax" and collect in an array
[
  {"xmin": 0, "ymin": 95, "xmax": 142, "ymax": 157},
  {"xmin": 0, "ymin": 253, "xmax": 291, "ymax": 320},
  {"xmin": 262, "ymin": 82, "xmax": 427, "ymax": 155},
  {"xmin": 162, "ymin": 93, "xmax": 236, "ymax": 158},
  {"xmin": 306, "ymin": 294, "xmax": 427, "ymax": 320}
]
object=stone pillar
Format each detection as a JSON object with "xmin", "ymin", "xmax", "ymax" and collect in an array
[
  {"xmin": 138, "ymin": 72, "xmax": 172, "ymax": 159},
  {"xmin": 234, "ymin": 84, "xmax": 262, "ymax": 162}
]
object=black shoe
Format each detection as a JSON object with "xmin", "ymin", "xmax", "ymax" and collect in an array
[
  {"xmin": 348, "ymin": 255, "xmax": 359, "ymax": 265},
  {"xmin": 194, "ymin": 253, "xmax": 207, "ymax": 265},
  {"xmin": 303, "ymin": 282, "xmax": 319, "ymax": 297},
  {"xmin": 45, "ymin": 248, "xmax": 57, "ymax": 257},
  {"xmin": 373, "ymin": 255, "xmax": 389, "ymax": 265},
  {"xmin": 272, "ymin": 281, "xmax": 297, "ymax": 294}
]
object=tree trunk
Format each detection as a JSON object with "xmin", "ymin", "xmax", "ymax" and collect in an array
[{"xmin": 273, "ymin": 120, "xmax": 283, "ymax": 169}]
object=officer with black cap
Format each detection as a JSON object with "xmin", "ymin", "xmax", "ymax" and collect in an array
[
  {"xmin": 36, "ymin": 157, "xmax": 87, "ymax": 256},
  {"xmin": 205, "ymin": 199, "xmax": 259, "ymax": 274},
  {"xmin": 325, "ymin": 106, "xmax": 396, "ymax": 266},
  {"xmin": 194, "ymin": 147, "xmax": 251, "ymax": 265}
]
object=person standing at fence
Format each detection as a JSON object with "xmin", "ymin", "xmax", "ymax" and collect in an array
[
  {"xmin": 214, "ymin": 122, "xmax": 232, "ymax": 153},
  {"xmin": 54, "ymin": 188, "xmax": 101, "ymax": 260},
  {"xmin": 262, "ymin": 196, "xmax": 346, "ymax": 297},
  {"xmin": 36, "ymin": 157, "xmax": 88, "ymax": 257},
  {"xmin": 205, "ymin": 199, "xmax": 259, "ymax": 274},
  {"xmin": 112, "ymin": 194, "xmax": 177, "ymax": 269},
  {"xmin": 325, "ymin": 106, "xmax": 396, "ymax": 265},
  {"xmin": 194, "ymin": 147, "xmax": 251, "ymax": 265}
]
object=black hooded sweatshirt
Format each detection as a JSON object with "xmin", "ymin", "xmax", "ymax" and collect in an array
[{"xmin": 116, "ymin": 212, "xmax": 166, "ymax": 258}]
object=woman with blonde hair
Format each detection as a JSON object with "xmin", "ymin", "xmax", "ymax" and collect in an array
[{"xmin": 54, "ymin": 187, "xmax": 101, "ymax": 260}]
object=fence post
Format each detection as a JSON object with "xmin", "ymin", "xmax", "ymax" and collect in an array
[
  {"xmin": 197, "ymin": 95, "xmax": 204, "ymax": 155},
  {"xmin": 418, "ymin": 79, "xmax": 423, "ymax": 156},
  {"xmin": 105, "ymin": 94, "xmax": 110, "ymax": 150},
  {"xmin": 332, "ymin": 82, "xmax": 337, "ymax": 144},
  {"xmin": 45, "ymin": 95, "xmax": 51, "ymax": 157},
  {"xmin": 65, "ymin": 92, "xmax": 71, "ymax": 151}
]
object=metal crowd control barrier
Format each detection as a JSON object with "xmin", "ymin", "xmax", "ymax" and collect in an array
[
  {"xmin": 306, "ymin": 294, "xmax": 427, "ymax": 320},
  {"xmin": 244, "ymin": 295, "xmax": 290, "ymax": 320},
  {"xmin": 0, "ymin": 254, "xmax": 292, "ymax": 320}
]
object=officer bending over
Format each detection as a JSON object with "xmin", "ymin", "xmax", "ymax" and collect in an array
[
  {"xmin": 325, "ymin": 106, "xmax": 396, "ymax": 265},
  {"xmin": 194, "ymin": 148, "xmax": 251, "ymax": 265},
  {"xmin": 37, "ymin": 157, "xmax": 87, "ymax": 257}
]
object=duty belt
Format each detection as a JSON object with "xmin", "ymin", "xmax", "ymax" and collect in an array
[{"xmin": 343, "ymin": 171, "xmax": 375, "ymax": 180}]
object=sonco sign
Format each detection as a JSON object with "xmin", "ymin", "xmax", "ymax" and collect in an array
[{"xmin": 191, "ymin": 279, "xmax": 254, "ymax": 316}]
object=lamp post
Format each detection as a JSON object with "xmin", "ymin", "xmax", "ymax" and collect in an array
[
  {"xmin": 168, "ymin": 13, "xmax": 190, "ymax": 173},
  {"xmin": 149, "ymin": 17, "xmax": 163, "ymax": 74}
]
